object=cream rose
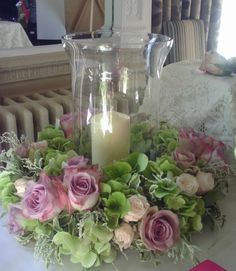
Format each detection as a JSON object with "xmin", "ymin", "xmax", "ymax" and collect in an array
[
  {"xmin": 113, "ymin": 223, "xmax": 134, "ymax": 250},
  {"xmin": 176, "ymin": 173, "xmax": 199, "ymax": 195},
  {"xmin": 196, "ymin": 171, "xmax": 214, "ymax": 195},
  {"xmin": 14, "ymin": 178, "xmax": 29, "ymax": 197},
  {"xmin": 124, "ymin": 195, "xmax": 150, "ymax": 222}
]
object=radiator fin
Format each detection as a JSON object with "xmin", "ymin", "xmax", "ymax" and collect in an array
[{"xmin": 0, "ymin": 89, "xmax": 72, "ymax": 141}]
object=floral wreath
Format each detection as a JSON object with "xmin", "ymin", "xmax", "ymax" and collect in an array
[{"xmin": 0, "ymin": 113, "xmax": 233, "ymax": 270}]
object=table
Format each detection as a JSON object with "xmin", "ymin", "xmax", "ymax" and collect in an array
[
  {"xmin": 0, "ymin": 21, "xmax": 32, "ymax": 49},
  {"xmin": 159, "ymin": 60, "xmax": 236, "ymax": 147}
]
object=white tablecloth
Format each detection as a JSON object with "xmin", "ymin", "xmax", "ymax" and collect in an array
[
  {"xmin": 159, "ymin": 61, "xmax": 236, "ymax": 147},
  {"xmin": 0, "ymin": 21, "xmax": 32, "ymax": 49}
]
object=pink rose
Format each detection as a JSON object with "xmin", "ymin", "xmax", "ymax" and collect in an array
[
  {"xmin": 22, "ymin": 172, "xmax": 69, "ymax": 222},
  {"xmin": 196, "ymin": 171, "xmax": 214, "ymax": 195},
  {"xmin": 139, "ymin": 207, "xmax": 180, "ymax": 252},
  {"xmin": 179, "ymin": 128, "xmax": 205, "ymax": 141},
  {"xmin": 124, "ymin": 195, "xmax": 150, "ymax": 222},
  {"xmin": 113, "ymin": 223, "xmax": 134, "ymax": 250},
  {"xmin": 179, "ymin": 128, "xmax": 226, "ymax": 164},
  {"xmin": 66, "ymin": 156, "xmax": 89, "ymax": 169},
  {"xmin": 63, "ymin": 166, "xmax": 100, "ymax": 211},
  {"xmin": 173, "ymin": 149, "xmax": 196, "ymax": 169},
  {"xmin": 8, "ymin": 205, "xmax": 25, "ymax": 235},
  {"xmin": 60, "ymin": 112, "xmax": 86, "ymax": 138}
]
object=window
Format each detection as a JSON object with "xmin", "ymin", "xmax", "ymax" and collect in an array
[{"xmin": 217, "ymin": 1, "xmax": 236, "ymax": 58}]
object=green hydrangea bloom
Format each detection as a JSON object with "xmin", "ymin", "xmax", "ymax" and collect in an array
[
  {"xmin": 153, "ymin": 124, "xmax": 178, "ymax": 154},
  {"xmin": 0, "ymin": 172, "xmax": 20, "ymax": 208},
  {"xmin": 38, "ymin": 127, "xmax": 64, "ymax": 141},
  {"xmin": 52, "ymin": 217, "xmax": 115, "ymax": 269},
  {"xmin": 156, "ymin": 155, "xmax": 182, "ymax": 176}
]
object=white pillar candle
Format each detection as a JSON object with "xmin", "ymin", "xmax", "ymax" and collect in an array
[{"xmin": 91, "ymin": 110, "xmax": 130, "ymax": 167}]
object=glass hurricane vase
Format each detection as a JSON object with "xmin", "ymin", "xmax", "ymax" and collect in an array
[{"xmin": 62, "ymin": 31, "xmax": 173, "ymax": 167}]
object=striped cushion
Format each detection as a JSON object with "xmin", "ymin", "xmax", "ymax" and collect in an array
[{"xmin": 162, "ymin": 19, "xmax": 206, "ymax": 64}]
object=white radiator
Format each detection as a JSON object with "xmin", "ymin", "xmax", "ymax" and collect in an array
[{"xmin": 0, "ymin": 89, "xmax": 72, "ymax": 141}]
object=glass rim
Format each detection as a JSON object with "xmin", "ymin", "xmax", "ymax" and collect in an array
[{"xmin": 61, "ymin": 30, "xmax": 173, "ymax": 45}]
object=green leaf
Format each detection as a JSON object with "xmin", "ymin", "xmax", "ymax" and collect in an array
[
  {"xmin": 128, "ymin": 173, "xmax": 141, "ymax": 189},
  {"xmin": 52, "ymin": 232, "xmax": 80, "ymax": 254},
  {"xmin": 126, "ymin": 152, "xmax": 149, "ymax": 172},
  {"xmin": 101, "ymin": 248, "xmax": 117, "ymax": 263},
  {"xmin": 107, "ymin": 180, "xmax": 124, "ymax": 192},
  {"xmin": 94, "ymin": 257, "xmax": 101, "ymax": 267},
  {"xmin": 106, "ymin": 214, "xmax": 119, "ymax": 229},
  {"xmin": 0, "ymin": 174, "xmax": 12, "ymax": 189},
  {"xmin": 100, "ymin": 183, "xmax": 112, "ymax": 194},
  {"xmin": 142, "ymin": 161, "xmax": 161, "ymax": 179},
  {"xmin": 81, "ymin": 251, "xmax": 98, "ymax": 268},
  {"xmin": 103, "ymin": 162, "xmax": 132, "ymax": 181},
  {"xmin": 118, "ymin": 173, "xmax": 132, "ymax": 184},
  {"xmin": 94, "ymin": 242, "xmax": 111, "ymax": 255},
  {"xmin": 72, "ymin": 238, "xmax": 91, "ymax": 258},
  {"xmin": 92, "ymin": 225, "xmax": 113, "ymax": 243},
  {"xmin": 167, "ymin": 140, "xmax": 177, "ymax": 152},
  {"xmin": 156, "ymin": 157, "xmax": 182, "ymax": 176}
]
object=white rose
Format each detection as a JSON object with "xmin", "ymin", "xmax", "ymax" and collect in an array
[
  {"xmin": 14, "ymin": 178, "xmax": 29, "ymax": 197},
  {"xmin": 113, "ymin": 223, "xmax": 134, "ymax": 250},
  {"xmin": 176, "ymin": 173, "xmax": 199, "ymax": 195},
  {"xmin": 196, "ymin": 171, "xmax": 214, "ymax": 195},
  {"xmin": 124, "ymin": 195, "xmax": 150, "ymax": 222}
]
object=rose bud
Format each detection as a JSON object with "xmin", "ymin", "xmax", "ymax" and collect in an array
[
  {"xmin": 113, "ymin": 223, "xmax": 134, "ymax": 250},
  {"xmin": 124, "ymin": 195, "xmax": 149, "ymax": 222},
  {"xmin": 196, "ymin": 171, "xmax": 214, "ymax": 195},
  {"xmin": 176, "ymin": 173, "xmax": 199, "ymax": 195}
]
